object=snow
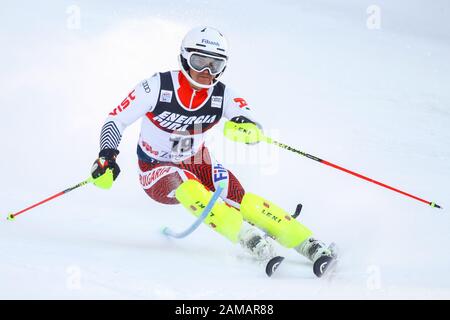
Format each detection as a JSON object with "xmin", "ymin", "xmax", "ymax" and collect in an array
[{"xmin": 1, "ymin": 0, "xmax": 449, "ymax": 299}]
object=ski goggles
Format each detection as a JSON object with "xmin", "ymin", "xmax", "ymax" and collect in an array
[{"xmin": 187, "ymin": 51, "xmax": 227, "ymax": 75}]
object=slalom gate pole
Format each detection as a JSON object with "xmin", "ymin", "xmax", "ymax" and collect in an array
[
  {"xmin": 162, "ymin": 182, "xmax": 225, "ymax": 239},
  {"xmin": 6, "ymin": 177, "xmax": 94, "ymax": 221},
  {"xmin": 262, "ymin": 136, "xmax": 442, "ymax": 209}
]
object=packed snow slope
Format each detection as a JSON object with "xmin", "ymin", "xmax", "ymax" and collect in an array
[{"xmin": 0, "ymin": 0, "xmax": 449, "ymax": 299}]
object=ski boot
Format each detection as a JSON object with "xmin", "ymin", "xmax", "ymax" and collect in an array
[
  {"xmin": 238, "ymin": 225, "xmax": 276, "ymax": 261},
  {"xmin": 238, "ymin": 225, "xmax": 285, "ymax": 277},
  {"xmin": 295, "ymin": 237, "xmax": 338, "ymax": 278}
]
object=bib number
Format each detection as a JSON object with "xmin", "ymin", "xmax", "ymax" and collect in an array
[{"xmin": 170, "ymin": 135, "xmax": 194, "ymax": 156}]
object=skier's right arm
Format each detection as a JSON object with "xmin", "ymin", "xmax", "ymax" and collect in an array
[{"xmin": 91, "ymin": 74, "xmax": 160, "ymax": 189}]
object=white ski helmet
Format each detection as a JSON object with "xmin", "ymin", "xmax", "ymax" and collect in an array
[{"xmin": 178, "ymin": 26, "xmax": 229, "ymax": 89}]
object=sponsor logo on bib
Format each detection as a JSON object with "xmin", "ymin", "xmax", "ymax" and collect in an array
[
  {"xmin": 160, "ymin": 90, "xmax": 173, "ymax": 103},
  {"xmin": 211, "ymin": 96, "xmax": 223, "ymax": 108}
]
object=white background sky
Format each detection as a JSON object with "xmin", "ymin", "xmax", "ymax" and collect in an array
[{"xmin": 0, "ymin": 0, "xmax": 449, "ymax": 299}]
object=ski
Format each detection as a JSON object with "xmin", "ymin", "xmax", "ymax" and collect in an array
[
  {"xmin": 313, "ymin": 255, "xmax": 337, "ymax": 278},
  {"xmin": 313, "ymin": 242, "xmax": 338, "ymax": 278},
  {"xmin": 265, "ymin": 256, "xmax": 285, "ymax": 277}
]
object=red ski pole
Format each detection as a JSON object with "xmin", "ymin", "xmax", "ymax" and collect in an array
[
  {"xmin": 6, "ymin": 177, "xmax": 93, "ymax": 221},
  {"xmin": 263, "ymin": 136, "xmax": 442, "ymax": 209}
]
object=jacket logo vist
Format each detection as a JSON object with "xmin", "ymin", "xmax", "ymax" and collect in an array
[{"xmin": 109, "ymin": 90, "xmax": 136, "ymax": 116}]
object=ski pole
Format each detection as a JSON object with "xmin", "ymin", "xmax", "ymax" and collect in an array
[
  {"xmin": 162, "ymin": 182, "xmax": 225, "ymax": 239},
  {"xmin": 6, "ymin": 177, "xmax": 94, "ymax": 221},
  {"xmin": 262, "ymin": 136, "xmax": 442, "ymax": 209}
]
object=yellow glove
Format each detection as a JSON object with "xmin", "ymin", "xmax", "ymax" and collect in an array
[{"xmin": 223, "ymin": 117, "xmax": 264, "ymax": 144}]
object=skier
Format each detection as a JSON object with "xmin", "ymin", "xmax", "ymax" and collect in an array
[{"xmin": 90, "ymin": 26, "xmax": 336, "ymax": 277}]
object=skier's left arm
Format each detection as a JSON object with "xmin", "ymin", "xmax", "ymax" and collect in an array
[{"xmin": 222, "ymin": 88, "xmax": 264, "ymax": 144}]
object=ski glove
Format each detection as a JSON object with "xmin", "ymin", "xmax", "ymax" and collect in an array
[
  {"xmin": 224, "ymin": 116, "xmax": 264, "ymax": 145},
  {"xmin": 91, "ymin": 148, "xmax": 120, "ymax": 189}
]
